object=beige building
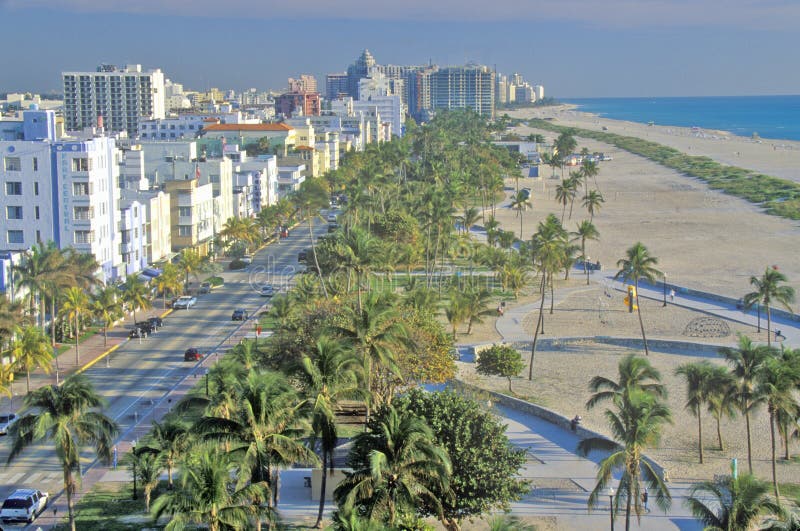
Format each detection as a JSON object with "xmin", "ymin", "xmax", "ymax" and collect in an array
[
  {"xmin": 200, "ymin": 123, "xmax": 297, "ymax": 156},
  {"xmin": 164, "ymin": 178, "xmax": 214, "ymax": 255}
]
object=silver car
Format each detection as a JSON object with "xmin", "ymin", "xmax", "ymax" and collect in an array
[{"xmin": 173, "ymin": 296, "xmax": 197, "ymax": 309}]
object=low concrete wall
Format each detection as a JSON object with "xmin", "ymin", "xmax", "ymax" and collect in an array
[
  {"xmin": 311, "ymin": 468, "xmax": 350, "ymax": 501},
  {"xmin": 505, "ymin": 336, "xmax": 725, "ymax": 357}
]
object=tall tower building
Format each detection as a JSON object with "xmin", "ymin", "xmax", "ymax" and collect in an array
[
  {"xmin": 427, "ymin": 65, "xmax": 496, "ymax": 120},
  {"xmin": 62, "ymin": 64, "xmax": 166, "ymax": 137},
  {"xmin": 346, "ymin": 49, "xmax": 376, "ymax": 99}
]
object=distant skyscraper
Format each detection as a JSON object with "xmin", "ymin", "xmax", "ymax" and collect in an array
[
  {"xmin": 430, "ymin": 65, "xmax": 495, "ymax": 119},
  {"xmin": 325, "ymin": 73, "xmax": 349, "ymax": 101},
  {"xmin": 346, "ymin": 49, "xmax": 376, "ymax": 99},
  {"xmin": 288, "ymin": 74, "xmax": 318, "ymax": 93},
  {"xmin": 62, "ymin": 64, "xmax": 166, "ymax": 137}
]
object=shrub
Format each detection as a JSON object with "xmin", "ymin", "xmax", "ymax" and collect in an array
[{"xmin": 229, "ymin": 259, "xmax": 247, "ymax": 270}]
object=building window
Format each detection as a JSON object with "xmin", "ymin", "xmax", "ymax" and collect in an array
[
  {"xmin": 178, "ymin": 206, "xmax": 192, "ymax": 217},
  {"xmin": 35, "ymin": 206, "xmax": 40, "ymax": 220},
  {"xmin": 34, "ymin": 182, "xmax": 39, "ymax": 195},
  {"xmin": 5, "ymin": 182, "xmax": 22, "ymax": 195},
  {"xmin": 134, "ymin": 228, "xmax": 138, "ymax": 238},
  {"xmin": 32, "ymin": 157, "xmax": 38, "ymax": 171},
  {"xmin": 4, "ymin": 157, "xmax": 21, "ymax": 171},
  {"xmin": 7, "ymin": 230, "xmax": 24, "ymax": 244},
  {"xmin": 36, "ymin": 230, "xmax": 41, "ymax": 243},
  {"xmin": 178, "ymin": 225, "xmax": 192, "ymax": 237},
  {"xmin": 71, "ymin": 158, "xmax": 91, "ymax": 172},
  {"xmin": 6, "ymin": 206, "xmax": 22, "ymax": 220},
  {"xmin": 73, "ymin": 206, "xmax": 92, "ymax": 220},
  {"xmin": 73, "ymin": 182, "xmax": 90, "ymax": 196},
  {"xmin": 74, "ymin": 230, "xmax": 94, "ymax": 244}
]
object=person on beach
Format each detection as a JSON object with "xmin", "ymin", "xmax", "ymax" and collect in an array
[{"xmin": 669, "ymin": 289, "xmax": 675, "ymax": 302}]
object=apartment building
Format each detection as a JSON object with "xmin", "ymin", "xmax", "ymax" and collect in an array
[
  {"xmin": 200, "ymin": 123, "xmax": 297, "ymax": 156},
  {"xmin": 0, "ymin": 109, "xmax": 123, "ymax": 282},
  {"xmin": 62, "ymin": 64, "xmax": 166, "ymax": 137},
  {"xmin": 163, "ymin": 177, "xmax": 214, "ymax": 255}
]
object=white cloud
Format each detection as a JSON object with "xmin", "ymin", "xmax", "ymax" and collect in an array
[{"xmin": 6, "ymin": 0, "xmax": 800, "ymax": 30}]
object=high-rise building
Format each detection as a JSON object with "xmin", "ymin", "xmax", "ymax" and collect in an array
[
  {"xmin": 429, "ymin": 65, "xmax": 495, "ymax": 120},
  {"xmin": 62, "ymin": 64, "xmax": 166, "ymax": 138},
  {"xmin": 325, "ymin": 73, "xmax": 349, "ymax": 101},
  {"xmin": 346, "ymin": 49, "xmax": 376, "ymax": 99},
  {"xmin": 288, "ymin": 75, "xmax": 318, "ymax": 93}
]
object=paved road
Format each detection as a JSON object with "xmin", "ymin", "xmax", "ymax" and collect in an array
[{"xmin": 0, "ymin": 218, "xmax": 326, "ymax": 529}]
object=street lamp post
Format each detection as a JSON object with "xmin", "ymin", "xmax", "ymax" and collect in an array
[
  {"xmin": 132, "ymin": 440, "xmax": 138, "ymax": 500},
  {"xmin": 205, "ymin": 368, "xmax": 210, "ymax": 397},
  {"xmin": 608, "ymin": 487, "xmax": 615, "ymax": 531},
  {"xmin": 662, "ymin": 272, "xmax": 668, "ymax": 307}
]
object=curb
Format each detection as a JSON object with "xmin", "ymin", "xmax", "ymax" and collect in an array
[{"xmin": 75, "ymin": 340, "xmax": 128, "ymax": 375}]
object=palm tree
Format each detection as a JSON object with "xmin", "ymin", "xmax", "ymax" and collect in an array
[
  {"xmin": 293, "ymin": 178, "xmax": 331, "ymax": 299},
  {"xmin": 510, "ymin": 190, "xmax": 531, "ymax": 239},
  {"xmin": 757, "ymin": 356, "xmax": 800, "ymax": 500},
  {"xmin": 577, "ymin": 388, "xmax": 672, "ymax": 531},
  {"xmin": 457, "ymin": 206, "xmax": 481, "ymax": 235},
  {"xmin": 12, "ymin": 241, "xmax": 64, "ymax": 329},
  {"xmin": 573, "ymin": 220, "xmax": 600, "ymax": 285},
  {"xmin": 9, "ymin": 325, "xmax": 52, "ymax": 392},
  {"xmin": 586, "ymin": 353, "xmax": 667, "ymax": 410},
  {"xmin": 151, "ymin": 444, "xmax": 273, "ymax": 531},
  {"xmin": 59, "ymin": 286, "xmax": 90, "ymax": 365},
  {"xmin": 488, "ymin": 515, "xmax": 537, "ymax": 531},
  {"xmin": 337, "ymin": 227, "xmax": 379, "ymax": 312},
  {"xmin": 0, "ymin": 294, "xmax": 24, "ymax": 344},
  {"xmin": 721, "ymin": 334, "xmax": 773, "ymax": 474},
  {"xmin": 332, "ymin": 292, "xmax": 407, "ymax": 423},
  {"xmin": 554, "ymin": 181, "xmax": 571, "ymax": 223},
  {"xmin": 743, "ymin": 266, "xmax": 795, "ymax": 347},
  {"xmin": 706, "ymin": 365, "xmax": 738, "ymax": 451},
  {"xmin": 122, "ymin": 274, "xmax": 152, "ymax": 323},
  {"xmin": 128, "ymin": 448, "xmax": 163, "ymax": 512},
  {"xmin": 334, "ymin": 406, "xmax": 452, "ymax": 527},
  {"xmin": 675, "ymin": 361, "xmax": 717, "ymax": 464},
  {"xmin": 685, "ymin": 474, "xmax": 780, "ymax": 531},
  {"xmin": 91, "ymin": 285, "xmax": 122, "ymax": 347},
  {"xmin": 462, "ymin": 283, "xmax": 495, "ymax": 335},
  {"xmin": 7, "ymin": 374, "xmax": 118, "ymax": 531},
  {"xmin": 138, "ymin": 418, "xmax": 190, "ymax": 490},
  {"xmin": 177, "ymin": 249, "xmax": 204, "ymax": 293},
  {"xmin": 194, "ymin": 370, "xmax": 318, "ymax": 507},
  {"xmin": 300, "ymin": 335, "xmax": 363, "ymax": 528},
  {"xmin": 582, "ymin": 190, "xmax": 605, "ymax": 221},
  {"xmin": 614, "ymin": 242, "xmax": 661, "ymax": 356},
  {"xmin": 445, "ymin": 290, "xmax": 467, "ymax": 339},
  {"xmin": 153, "ymin": 263, "xmax": 182, "ymax": 310}
]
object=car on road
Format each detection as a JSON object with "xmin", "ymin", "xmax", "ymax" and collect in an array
[
  {"xmin": 135, "ymin": 321, "xmax": 156, "ymax": 335},
  {"xmin": 240, "ymin": 255, "xmax": 253, "ymax": 265},
  {"xmin": 231, "ymin": 309, "xmax": 249, "ymax": 321},
  {"xmin": 520, "ymin": 187, "xmax": 532, "ymax": 200},
  {"xmin": 184, "ymin": 348, "xmax": 202, "ymax": 361},
  {"xmin": 198, "ymin": 282, "xmax": 211, "ymax": 294},
  {"xmin": 129, "ymin": 327, "xmax": 148, "ymax": 339},
  {"xmin": 327, "ymin": 213, "xmax": 337, "ymax": 223},
  {"xmin": 173, "ymin": 296, "xmax": 197, "ymax": 309},
  {"xmin": 259, "ymin": 284, "xmax": 275, "ymax": 297},
  {"xmin": 327, "ymin": 223, "xmax": 338, "ymax": 233},
  {"xmin": 0, "ymin": 413, "xmax": 17, "ymax": 435},
  {"xmin": 148, "ymin": 316, "xmax": 163, "ymax": 328},
  {"xmin": 297, "ymin": 250, "xmax": 307, "ymax": 262},
  {"xmin": 0, "ymin": 488, "xmax": 48, "ymax": 524}
]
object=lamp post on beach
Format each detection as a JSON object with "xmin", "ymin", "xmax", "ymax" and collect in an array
[
  {"xmin": 663, "ymin": 272, "xmax": 668, "ymax": 307},
  {"xmin": 131, "ymin": 439, "xmax": 138, "ymax": 500},
  {"xmin": 608, "ymin": 487, "xmax": 615, "ymax": 531}
]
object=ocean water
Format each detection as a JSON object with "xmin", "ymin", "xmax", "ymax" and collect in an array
[{"xmin": 563, "ymin": 96, "xmax": 800, "ymax": 142}]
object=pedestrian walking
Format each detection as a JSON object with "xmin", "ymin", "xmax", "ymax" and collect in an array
[
  {"xmin": 642, "ymin": 489, "xmax": 649, "ymax": 512},
  {"xmin": 669, "ymin": 288, "xmax": 675, "ymax": 302}
]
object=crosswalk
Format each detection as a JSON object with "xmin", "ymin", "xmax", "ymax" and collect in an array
[{"xmin": 0, "ymin": 470, "xmax": 62, "ymax": 485}]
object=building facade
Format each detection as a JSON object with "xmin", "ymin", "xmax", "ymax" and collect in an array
[{"xmin": 62, "ymin": 64, "xmax": 166, "ymax": 137}]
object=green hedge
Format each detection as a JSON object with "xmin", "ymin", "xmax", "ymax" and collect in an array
[{"xmin": 528, "ymin": 119, "xmax": 800, "ymax": 220}]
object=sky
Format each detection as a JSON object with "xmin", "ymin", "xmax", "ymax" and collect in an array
[{"xmin": 1, "ymin": 0, "xmax": 799, "ymax": 98}]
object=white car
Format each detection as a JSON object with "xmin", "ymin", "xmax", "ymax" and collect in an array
[
  {"xmin": 0, "ymin": 488, "xmax": 48, "ymax": 524},
  {"xmin": 241, "ymin": 255, "xmax": 253, "ymax": 265},
  {"xmin": 259, "ymin": 284, "xmax": 275, "ymax": 297},
  {"xmin": 0, "ymin": 413, "xmax": 17, "ymax": 435},
  {"xmin": 173, "ymin": 296, "xmax": 197, "ymax": 309},
  {"xmin": 327, "ymin": 213, "xmax": 337, "ymax": 223}
]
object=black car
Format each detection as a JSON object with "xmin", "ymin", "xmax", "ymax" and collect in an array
[
  {"xmin": 184, "ymin": 348, "xmax": 202, "ymax": 361},
  {"xmin": 129, "ymin": 327, "xmax": 147, "ymax": 339},
  {"xmin": 297, "ymin": 250, "xmax": 307, "ymax": 262},
  {"xmin": 148, "ymin": 316, "xmax": 163, "ymax": 328},
  {"xmin": 231, "ymin": 309, "xmax": 249, "ymax": 321},
  {"xmin": 135, "ymin": 321, "xmax": 156, "ymax": 334},
  {"xmin": 327, "ymin": 223, "xmax": 338, "ymax": 233}
]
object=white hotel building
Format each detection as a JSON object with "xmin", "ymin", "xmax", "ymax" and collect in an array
[{"xmin": 0, "ymin": 109, "xmax": 123, "ymax": 282}]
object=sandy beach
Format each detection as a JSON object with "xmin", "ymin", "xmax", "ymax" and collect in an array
[{"xmin": 449, "ymin": 104, "xmax": 800, "ymax": 491}]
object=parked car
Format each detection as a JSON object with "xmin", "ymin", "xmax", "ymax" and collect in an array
[
  {"xmin": 231, "ymin": 309, "xmax": 249, "ymax": 321},
  {"xmin": 129, "ymin": 327, "xmax": 147, "ymax": 339},
  {"xmin": 520, "ymin": 187, "xmax": 532, "ymax": 200},
  {"xmin": 173, "ymin": 296, "xmax": 197, "ymax": 309},
  {"xmin": 297, "ymin": 250, "xmax": 307, "ymax": 262},
  {"xmin": 135, "ymin": 321, "xmax": 156, "ymax": 335},
  {"xmin": 184, "ymin": 348, "xmax": 202, "ymax": 361},
  {"xmin": 327, "ymin": 213, "xmax": 337, "ymax": 223},
  {"xmin": 198, "ymin": 282, "xmax": 211, "ymax": 294},
  {"xmin": 259, "ymin": 284, "xmax": 275, "ymax": 297},
  {"xmin": 240, "ymin": 255, "xmax": 253, "ymax": 265},
  {"xmin": 0, "ymin": 413, "xmax": 17, "ymax": 435},
  {"xmin": 0, "ymin": 488, "xmax": 48, "ymax": 524},
  {"xmin": 148, "ymin": 316, "xmax": 163, "ymax": 328},
  {"xmin": 327, "ymin": 223, "xmax": 338, "ymax": 233}
]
